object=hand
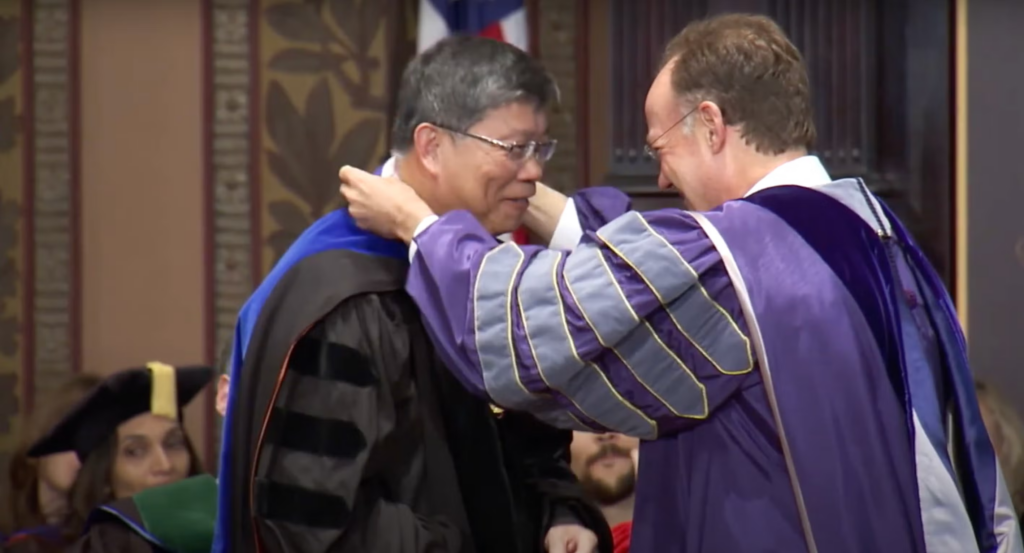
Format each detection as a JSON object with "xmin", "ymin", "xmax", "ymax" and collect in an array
[
  {"xmin": 338, "ymin": 165, "xmax": 435, "ymax": 243},
  {"xmin": 521, "ymin": 181, "xmax": 570, "ymax": 244},
  {"xmin": 545, "ymin": 524, "xmax": 599, "ymax": 553}
]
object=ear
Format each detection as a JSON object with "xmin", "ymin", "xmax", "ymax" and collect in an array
[
  {"xmin": 216, "ymin": 375, "xmax": 230, "ymax": 417},
  {"xmin": 698, "ymin": 101, "xmax": 727, "ymax": 154},
  {"xmin": 412, "ymin": 123, "xmax": 444, "ymax": 177}
]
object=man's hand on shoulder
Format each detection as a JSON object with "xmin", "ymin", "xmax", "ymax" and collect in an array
[
  {"xmin": 545, "ymin": 524, "xmax": 599, "ymax": 553},
  {"xmin": 338, "ymin": 165, "xmax": 435, "ymax": 243}
]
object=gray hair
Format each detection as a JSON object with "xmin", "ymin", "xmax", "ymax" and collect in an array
[{"xmin": 391, "ymin": 35, "xmax": 559, "ymax": 153}]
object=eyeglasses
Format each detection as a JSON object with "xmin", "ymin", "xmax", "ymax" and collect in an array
[
  {"xmin": 434, "ymin": 124, "xmax": 557, "ymax": 164},
  {"xmin": 643, "ymin": 104, "xmax": 700, "ymax": 161}
]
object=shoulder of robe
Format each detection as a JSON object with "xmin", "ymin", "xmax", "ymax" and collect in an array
[
  {"xmin": 80, "ymin": 476, "xmax": 217, "ymax": 553},
  {"xmin": 0, "ymin": 532, "xmax": 69, "ymax": 553}
]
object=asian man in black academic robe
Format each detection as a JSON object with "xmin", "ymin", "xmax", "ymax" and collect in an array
[{"xmin": 212, "ymin": 36, "xmax": 612, "ymax": 553}]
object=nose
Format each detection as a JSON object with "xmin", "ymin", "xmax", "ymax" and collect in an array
[
  {"xmin": 150, "ymin": 447, "xmax": 174, "ymax": 476},
  {"xmin": 516, "ymin": 156, "xmax": 544, "ymax": 182},
  {"xmin": 657, "ymin": 171, "xmax": 673, "ymax": 190}
]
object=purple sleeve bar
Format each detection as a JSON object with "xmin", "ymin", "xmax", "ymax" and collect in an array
[
  {"xmin": 572, "ymin": 187, "xmax": 634, "ymax": 234},
  {"xmin": 407, "ymin": 208, "xmax": 753, "ymax": 438}
]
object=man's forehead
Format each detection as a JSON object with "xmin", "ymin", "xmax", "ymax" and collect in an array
[
  {"xmin": 645, "ymin": 71, "xmax": 678, "ymax": 140},
  {"xmin": 644, "ymin": 103, "xmax": 670, "ymax": 143},
  {"xmin": 471, "ymin": 103, "xmax": 548, "ymax": 137},
  {"xmin": 644, "ymin": 120, "xmax": 658, "ymax": 143}
]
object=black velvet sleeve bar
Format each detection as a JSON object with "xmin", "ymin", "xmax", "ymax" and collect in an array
[{"xmin": 251, "ymin": 292, "xmax": 465, "ymax": 553}]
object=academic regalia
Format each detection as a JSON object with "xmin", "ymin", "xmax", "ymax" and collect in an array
[
  {"xmin": 28, "ymin": 363, "xmax": 214, "ymax": 462},
  {"xmin": 213, "ymin": 199, "xmax": 612, "ymax": 552},
  {"xmin": 69, "ymin": 475, "xmax": 218, "ymax": 553},
  {"xmin": 402, "ymin": 179, "xmax": 1023, "ymax": 552},
  {"xmin": 24, "ymin": 364, "xmax": 215, "ymax": 553},
  {"xmin": 1, "ymin": 526, "xmax": 66, "ymax": 553}
]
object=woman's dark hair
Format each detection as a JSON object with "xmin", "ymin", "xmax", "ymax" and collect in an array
[
  {"xmin": 0, "ymin": 373, "xmax": 103, "ymax": 535},
  {"xmin": 63, "ymin": 430, "xmax": 204, "ymax": 534}
]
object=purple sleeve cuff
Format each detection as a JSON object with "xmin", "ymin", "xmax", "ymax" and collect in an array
[{"xmin": 572, "ymin": 187, "xmax": 633, "ymax": 233}]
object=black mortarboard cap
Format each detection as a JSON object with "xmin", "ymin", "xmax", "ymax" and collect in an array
[{"xmin": 27, "ymin": 362, "xmax": 214, "ymax": 461}]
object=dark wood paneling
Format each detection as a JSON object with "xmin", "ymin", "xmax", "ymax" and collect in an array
[
  {"xmin": 771, "ymin": 0, "xmax": 877, "ymax": 179},
  {"xmin": 607, "ymin": 0, "xmax": 707, "ymax": 179},
  {"xmin": 526, "ymin": 0, "xmax": 540, "ymax": 56},
  {"xmin": 579, "ymin": 0, "xmax": 954, "ymax": 285},
  {"xmin": 576, "ymin": 0, "xmax": 590, "ymax": 190}
]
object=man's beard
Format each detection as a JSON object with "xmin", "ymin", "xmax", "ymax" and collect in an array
[{"xmin": 578, "ymin": 444, "xmax": 636, "ymax": 506}]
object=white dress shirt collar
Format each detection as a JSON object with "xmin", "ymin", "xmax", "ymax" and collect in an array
[
  {"xmin": 744, "ymin": 155, "xmax": 832, "ymax": 197},
  {"xmin": 380, "ymin": 155, "xmax": 397, "ymax": 178}
]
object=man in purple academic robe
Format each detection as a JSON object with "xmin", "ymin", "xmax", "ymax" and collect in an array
[{"xmin": 340, "ymin": 14, "xmax": 1022, "ymax": 553}]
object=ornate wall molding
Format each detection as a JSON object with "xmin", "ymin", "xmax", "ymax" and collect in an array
[
  {"xmin": 0, "ymin": 0, "xmax": 27, "ymax": 455},
  {"xmin": 205, "ymin": 0, "xmax": 258, "ymax": 365},
  {"xmin": 204, "ymin": 0, "xmax": 260, "ymax": 467},
  {"xmin": 0, "ymin": 0, "xmax": 79, "ymax": 469},
  {"xmin": 31, "ymin": 0, "xmax": 80, "ymax": 402}
]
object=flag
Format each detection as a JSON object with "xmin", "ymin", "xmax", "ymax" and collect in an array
[
  {"xmin": 418, "ymin": 0, "xmax": 529, "ymax": 53},
  {"xmin": 418, "ymin": 0, "xmax": 532, "ymax": 245}
]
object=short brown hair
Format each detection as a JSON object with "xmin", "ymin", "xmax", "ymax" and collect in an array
[{"xmin": 661, "ymin": 13, "xmax": 816, "ymax": 155}]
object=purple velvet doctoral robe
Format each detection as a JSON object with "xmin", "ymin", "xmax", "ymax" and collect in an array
[{"xmin": 404, "ymin": 179, "xmax": 1022, "ymax": 553}]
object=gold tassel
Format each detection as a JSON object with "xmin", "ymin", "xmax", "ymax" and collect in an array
[{"xmin": 147, "ymin": 361, "xmax": 178, "ymax": 419}]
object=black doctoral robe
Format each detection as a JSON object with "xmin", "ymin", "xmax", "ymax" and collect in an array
[
  {"xmin": 67, "ymin": 502, "xmax": 162, "ymax": 553},
  {"xmin": 219, "ymin": 212, "xmax": 611, "ymax": 553},
  {"xmin": 1, "ymin": 527, "xmax": 69, "ymax": 553},
  {"xmin": 4, "ymin": 509, "xmax": 177, "ymax": 553},
  {"xmin": 68, "ymin": 474, "xmax": 218, "ymax": 553}
]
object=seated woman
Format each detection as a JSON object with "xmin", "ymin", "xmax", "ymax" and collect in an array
[
  {"xmin": 76, "ymin": 474, "xmax": 218, "ymax": 553},
  {"xmin": 1, "ymin": 374, "xmax": 103, "ymax": 546},
  {"xmin": 4, "ymin": 362, "xmax": 213, "ymax": 553},
  {"xmin": 71, "ymin": 362, "xmax": 227, "ymax": 553}
]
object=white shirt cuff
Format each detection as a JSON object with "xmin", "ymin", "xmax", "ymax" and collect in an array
[
  {"xmin": 548, "ymin": 198, "xmax": 584, "ymax": 250},
  {"xmin": 407, "ymin": 214, "xmax": 440, "ymax": 263}
]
